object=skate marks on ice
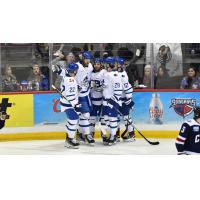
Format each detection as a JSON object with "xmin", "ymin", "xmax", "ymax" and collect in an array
[{"xmin": 0, "ymin": 139, "xmax": 177, "ymax": 155}]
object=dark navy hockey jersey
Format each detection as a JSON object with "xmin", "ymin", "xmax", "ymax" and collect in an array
[{"xmin": 176, "ymin": 119, "xmax": 200, "ymax": 154}]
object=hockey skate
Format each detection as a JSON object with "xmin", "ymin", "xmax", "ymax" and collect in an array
[
  {"xmin": 76, "ymin": 132, "xmax": 86, "ymax": 143},
  {"xmin": 101, "ymin": 134, "xmax": 109, "ymax": 145},
  {"xmin": 65, "ymin": 138, "xmax": 80, "ymax": 149},
  {"xmin": 115, "ymin": 128, "xmax": 121, "ymax": 143},
  {"xmin": 122, "ymin": 131, "xmax": 136, "ymax": 142},
  {"xmin": 108, "ymin": 135, "xmax": 117, "ymax": 146},
  {"xmin": 85, "ymin": 134, "xmax": 95, "ymax": 146}
]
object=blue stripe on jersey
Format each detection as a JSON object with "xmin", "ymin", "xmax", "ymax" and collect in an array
[
  {"xmin": 80, "ymin": 87, "xmax": 90, "ymax": 94},
  {"xmin": 125, "ymin": 92, "xmax": 132, "ymax": 94},
  {"xmin": 67, "ymin": 121, "xmax": 76, "ymax": 126},
  {"xmin": 124, "ymin": 87, "xmax": 132, "ymax": 91},
  {"xmin": 91, "ymin": 97, "xmax": 103, "ymax": 101},
  {"xmin": 114, "ymin": 94, "xmax": 122, "ymax": 96},
  {"xmin": 66, "ymin": 94, "xmax": 76, "ymax": 97},
  {"xmin": 79, "ymin": 124, "xmax": 91, "ymax": 127},
  {"xmin": 66, "ymin": 125, "xmax": 76, "ymax": 132},
  {"xmin": 114, "ymin": 89, "xmax": 123, "ymax": 91},
  {"xmin": 109, "ymin": 125, "xmax": 118, "ymax": 129},
  {"xmin": 68, "ymin": 98, "xmax": 76, "ymax": 102},
  {"xmin": 60, "ymin": 102, "xmax": 72, "ymax": 107}
]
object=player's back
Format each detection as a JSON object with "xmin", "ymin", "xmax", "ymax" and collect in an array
[
  {"xmin": 60, "ymin": 75, "xmax": 78, "ymax": 112},
  {"xmin": 103, "ymin": 71, "xmax": 123, "ymax": 101}
]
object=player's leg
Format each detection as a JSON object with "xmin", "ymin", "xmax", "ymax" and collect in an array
[
  {"xmin": 89, "ymin": 104, "xmax": 100, "ymax": 138},
  {"xmin": 65, "ymin": 108, "xmax": 80, "ymax": 149},
  {"xmin": 79, "ymin": 97, "xmax": 95, "ymax": 145},
  {"xmin": 100, "ymin": 105, "xmax": 110, "ymax": 145},
  {"xmin": 122, "ymin": 109, "xmax": 136, "ymax": 142},
  {"xmin": 107, "ymin": 107, "xmax": 119, "ymax": 146}
]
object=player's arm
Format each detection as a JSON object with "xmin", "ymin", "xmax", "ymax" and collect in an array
[
  {"xmin": 122, "ymin": 72, "xmax": 134, "ymax": 108},
  {"xmin": 176, "ymin": 123, "xmax": 189, "ymax": 154}
]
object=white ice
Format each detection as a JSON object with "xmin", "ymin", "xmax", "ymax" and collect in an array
[{"xmin": 0, "ymin": 139, "xmax": 177, "ymax": 155}]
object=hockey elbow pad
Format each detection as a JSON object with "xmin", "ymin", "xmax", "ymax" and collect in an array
[{"xmin": 52, "ymin": 65, "xmax": 62, "ymax": 74}]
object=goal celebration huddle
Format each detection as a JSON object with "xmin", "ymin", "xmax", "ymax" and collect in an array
[{"xmin": 51, "ymin": 50, "xmax": 135, "ymax": 149}]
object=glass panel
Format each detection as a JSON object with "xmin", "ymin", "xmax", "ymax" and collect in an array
[
  {"xmin": 0, "ymin": 43, "xmax": 50, "ymax": 92},
  {"xmin": 1, "ymin": 43, "xmax": 200, "ymax": 92}
]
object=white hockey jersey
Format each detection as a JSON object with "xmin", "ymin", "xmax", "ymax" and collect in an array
[
  {"xmin": 60, "ymin": 75, "xmax": 78, "ymax": 112},
  {"xmin": 76, "ymin": 62, "xmax": 93, "ymax": 97},
  {"xmin": 90, "ymin": 69, "xmax": 106, "ymax": 106},
  {"xmin": 119, "ymin": 70, "xmax": 133, "ymax": 101},
  {"xmin": 102, "ymin": 71, "xmax": 123, "ymax": 106}
]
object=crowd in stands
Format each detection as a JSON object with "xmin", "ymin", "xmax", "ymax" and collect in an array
[{"xmin": 1, "ymin": 43, "xmax": 200, "ymax": 92}]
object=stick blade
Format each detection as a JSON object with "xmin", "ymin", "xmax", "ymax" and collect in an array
[{"xmin": 149, "ymin": 141, "xmax": 160, "ymax": 145}]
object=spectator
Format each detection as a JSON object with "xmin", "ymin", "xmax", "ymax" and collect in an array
[
  {"xmin": 180, "ymin": 66, "xmax": 200, "ymax": 89},
  {"xmin": 155, "ymin": 65, "xmax": 170, "ymax": 89},
  {"xmin": 142, "ymin": 64, "xmax": 154, "ymax": 88},
  {"xmin": 51, "ymin": 51, "xmax": 76, "ymax": 88},
  {"xmin": 1, "ymin": 64, "xmax": 20, "ymax": 92},
  {"xmin": 126, "ymin": 61, "xmax": 141, "ymax": 87},
  {"xmin": 27, "ymin": 64, "xmax": 49, "ymax": 91}
]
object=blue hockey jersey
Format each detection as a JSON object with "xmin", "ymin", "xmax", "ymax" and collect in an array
[{"xmin": 176, "ymin": 119, "xmax": 200, "ymax": 154}]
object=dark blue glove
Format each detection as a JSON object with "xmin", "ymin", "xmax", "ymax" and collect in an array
[
  {"xmin": 74, "ymin": 103, "xmax": 82, "ymax": 113},
  {"xmin": 107, "ymin": 96, "xmax": 120, "ymax": 110},
  {"xmin": 124, "ymin": 98, "xmax": 134, "ymax": 109}
]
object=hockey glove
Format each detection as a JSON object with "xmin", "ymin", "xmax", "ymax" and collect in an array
[
  {"xmin": 74, "ymin": 103, "xmax": 82, "ymax": 113},
  {"xmin": 124, "ymin": 98, "xmax": 134, "ymax": 109},
  {"xmin": 107, "ymin": 96, "xmax": 120, "ymax": 110}
]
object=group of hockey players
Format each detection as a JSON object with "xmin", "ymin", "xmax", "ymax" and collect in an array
[{"xmin": 52, "ymin": 50, "xmax": 135, "ymax": 149}]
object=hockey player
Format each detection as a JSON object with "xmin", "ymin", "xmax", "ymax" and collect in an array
[
  {"xmin": 102, "ymin": 57, "xmax": 123, "ymax": 145},
  {"xmin": 116, "ymin": 57, "xmax": 135, "ymax": 142},
  {"xmin": 90, "ymin": 58, "xmax": 106, "ymax": 138},
  {"xmin": 176, "ymin": 106, "xmax": 200, "ymax": 155},
  {"xmin": 60, "ymin": 63, "xmax": 80, "ymax": 149},
  {"xmin": 75, "ymin": 51, "xmax": 95, "ymax": 145}
]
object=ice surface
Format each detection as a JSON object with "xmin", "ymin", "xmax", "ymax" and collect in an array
[{"xmin": 0, "ymin": 139, "xmax": 177, "ymax": 155}]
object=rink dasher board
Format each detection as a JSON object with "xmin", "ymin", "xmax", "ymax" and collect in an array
[{"xmin": 0, "ymin": 130, "xmax": 179, "ymax": 142}]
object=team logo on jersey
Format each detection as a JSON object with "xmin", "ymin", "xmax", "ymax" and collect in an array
[
  {"xmin": 193, "ymin": 126, "xmax": 199, "ymax": 132},
  {"xmin": 170, "ymin": 98, "xmax": 196, "ymax": 118}
]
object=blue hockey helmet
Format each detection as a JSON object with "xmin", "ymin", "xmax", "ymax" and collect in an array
[
  {"xmin": 82, "ymin": 51, "xmax": 92, "ymax": 60},
  {"xmin": 94, "ymin": 57, "xmax": 102, "ymax": 63},
  {"xmin": 115, "ymin": 57, "xmax": 125, "ymax": 65},
  {"xmin": 66, "ymin": 63, "xmax": 79, "ymax": 73},
  {"xmin": 105, "ymin": 57, "xmax": 115, "ymax": 65}
]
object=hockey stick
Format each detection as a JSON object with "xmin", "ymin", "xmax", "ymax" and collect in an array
[
  {"xmin": 52, "ymin": 84, "xmax": 70, "ymax": 103},
  {"xmin": 111, "ymin": 105, "xmax": 160, "ymax": 145}
]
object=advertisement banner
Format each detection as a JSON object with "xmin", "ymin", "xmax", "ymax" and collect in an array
[
  {"xmin": 133, "ymin": 92, "xmax": 200, "ymax": 125},
  {"xmin": 0, "ymin": 94, "xmax": 34, "ymax": 127},
  {"xmin": 34, "ymin": 93, "xmax": 65, "ymax": 125}
]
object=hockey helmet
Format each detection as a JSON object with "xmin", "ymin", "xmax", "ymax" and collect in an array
[
  {"xmin": 94, "ymin": 57, "xmax": 103, "ymax": 63},
  {"xmin": 193, "ymin": 106, "xmax": 200, "ymax": 119},
  {"xmin": 66, "ymin": 63, "xmax": 79, "ymax": 74},
  {"xmin": 115, "ymin": 57, "xmax": 125, "ymax": 65},
  {"xmin": 105, "ymin": 57, "xmax": 115, "ymax": 65},
  {"xmin": 82, "ymin": 51, "xmax": 92, "ymax": 60}
]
